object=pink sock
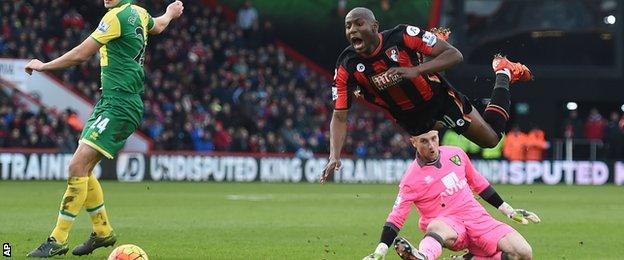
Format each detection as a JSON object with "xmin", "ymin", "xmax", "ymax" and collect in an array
[
  {"xmin": 473, "ymin": 251, "xmax": 503, "ymax": 260},
  {"xmin": 418, "ymin": 236, "xmax": 442, "ymax": 260}
]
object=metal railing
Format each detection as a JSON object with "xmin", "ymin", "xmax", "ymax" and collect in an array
[{"xmin": 553, "ymin": 138, "xmax": 604, "ymax": 161}]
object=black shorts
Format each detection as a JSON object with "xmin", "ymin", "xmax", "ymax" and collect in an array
[{"xmin": 392, "ymin": 84, "xmax": 473, "ymax": 136}]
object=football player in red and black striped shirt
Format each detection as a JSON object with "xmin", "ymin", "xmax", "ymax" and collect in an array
[{"xmin": 321, "ymin": 7, "xmax": 532, "ymax": 182}]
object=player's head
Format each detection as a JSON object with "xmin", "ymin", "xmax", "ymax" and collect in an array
[
  {"xmin": 103, "ymin": 0, "xmax": 130, "ymax": 8},
  {"xmin": 344, "ymin": 7, "xmax": 379, "ymax": 55},
  {"xmin": 410, "ymin": 130, "xmax": 440, "ymax": 162}
]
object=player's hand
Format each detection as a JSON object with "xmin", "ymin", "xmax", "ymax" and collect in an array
[
  {"xmin": 499, "ymin": 202, "xmax": 540, "ymax": 225},
  {"xmin": 363, "ymin": 243, "xmax": 388, "ymax": 260},
  {"xmin": 166, "ymin": 0, "xmax": 184, "ymax": 19},
  {"xmin": 24, "ymin": 59, "xmax": 45, "ymax": 75},
  {"xmin": 320, "ymin": 158, "xmax": 341, "ymax": 184},
  {"xmin": 385, "ymin": 67, "xmax": 421, "ymax": 80},
  {"xmin": 362, "ymin": 252, "xmax": 385, "ymax": 260},
  {"xmin": 508, "ymin": 209, "xmax": 541, "ymax": 225}
]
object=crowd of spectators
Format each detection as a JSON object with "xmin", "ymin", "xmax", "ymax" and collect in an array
[
  {"xmin": 563, "ymin": 108, "xmax": 624, "ymax": 159},
  {"xmin": 0, "ymin": 90, "xmax": 81, "ymax": 152},
  {"xmin": 1, "ymin": 0, "xmax": 414, "ymax": 158},
  {"xmin": 440, "ymin": 105, "xmax": 624, "ymax": 161},
  {"xmin": 2, "ymin": 1, "xmax": 624, "ymax": 160}
]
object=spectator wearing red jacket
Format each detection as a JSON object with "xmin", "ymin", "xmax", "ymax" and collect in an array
[{"xmin": 585, "ymin": 108, "xmax": 605, "ymax": 140}]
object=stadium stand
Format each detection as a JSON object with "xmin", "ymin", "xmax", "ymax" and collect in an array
[
  {"xmin": 0, "ymin": 0, "xmax": 415, "ymax": 158},
  {"xmin": 0, "ymin": 89, "xmax": 80, "ymax": 152}
]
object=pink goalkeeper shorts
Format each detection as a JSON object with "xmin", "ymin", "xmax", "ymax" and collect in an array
[{"xmin": 432, "ymin": 212, "xmax": 516, "ymax": 256}]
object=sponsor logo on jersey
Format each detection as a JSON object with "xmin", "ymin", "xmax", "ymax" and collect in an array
[
  {"xmin": 97, "ymin": 21, "xmax": 110, "ymax": 33},
  {"xmin": 370, "ymin": 71, "xmax": 402, "ymax": 91},
  {"xmin": 440, "ymin": 172, "xmax": 467, "ymax": 197},
  {"xmin": 128, "ymin": 9, "xmax": 138, "ymax": 24},
  {"xmin": 385, "ymin": 46, "xmax": 399, "ymax": 62},
  {"xmin": 450, "ymin": 155, "xmax": 461, "ymax": 166}
]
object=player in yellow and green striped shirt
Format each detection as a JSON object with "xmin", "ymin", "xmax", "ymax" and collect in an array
[{"xmin": 24, "ymin": 0, "xmax": 183, "ymax": 257}]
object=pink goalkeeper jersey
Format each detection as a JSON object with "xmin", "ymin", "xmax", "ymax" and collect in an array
[{"xmin": 386, "ymin": 146, "xmax": 491, "ymax": 231}]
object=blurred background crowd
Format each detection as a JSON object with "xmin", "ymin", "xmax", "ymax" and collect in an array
[
  {"xmin": 1, "ymin": 0, "xmax": 623, "ymax": 160},
  {"xmin": 1, "ymin": 0, "xmax": 416, "ymax": 158}
]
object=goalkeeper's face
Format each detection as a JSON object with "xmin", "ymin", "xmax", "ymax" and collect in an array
[
  {"xmin": 410, "ymin": 130, "xmax": 440, "ymax": 162},
  {"xmin": 103, "ymin": 0, "xmax": 122, "ymax": 8}
]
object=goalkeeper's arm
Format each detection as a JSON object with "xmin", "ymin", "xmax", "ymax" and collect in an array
[
  {"xmin": 363, "ymin": 223, "xmax": 399, "ymax": 260},
  {"xmin": 478, "ymin": 185, "xmax": 541, "ymax": 225},
  {"xmin": 364, "ymin": 185, "xmax": 414, "ymax": 259}
]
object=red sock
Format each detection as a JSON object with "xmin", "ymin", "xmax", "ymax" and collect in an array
[{"xmin": 418, "ymin": 236, "xmax": 442, "ymax": 259}]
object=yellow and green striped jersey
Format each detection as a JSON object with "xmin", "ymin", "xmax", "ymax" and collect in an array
[{"xmin": 90, "ymin": 3, "xmax": 154, "ymax": 95}]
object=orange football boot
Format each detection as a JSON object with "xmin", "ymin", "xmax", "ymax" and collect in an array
[{"xmin": 492, "ymin": 54, "xmax": 533, "ymax": 83}]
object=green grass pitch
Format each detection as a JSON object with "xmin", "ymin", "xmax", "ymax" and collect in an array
[{"xmin": 1, "ymin": 182, "xmax": 622, "ymax": 259}]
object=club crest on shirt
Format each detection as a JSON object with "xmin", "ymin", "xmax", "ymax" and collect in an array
[
  {"xmin": 385, "ymin": 46, "xmax": 399, "ymax": 62},
  {"xmin": 450, "ymin": 155, "xmax": 461, "ymax": 166}
]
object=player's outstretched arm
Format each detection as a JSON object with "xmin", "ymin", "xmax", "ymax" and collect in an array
[
  {"xmin": 463, "ymin": 150, "xmax": 541, "ymax": 225},
  {"xmin": 479, "ymin": 186, "xmax": 541, "ymax": 225},
  {"xmin": 364, "ymin": 185, "xmax": 415, "ymax": 259},
  {"xmin": 385, "ymin": 32, "xmax": 462, "ymax": 80},
  {"xmin": 24, "ymin": 37, "xmax": 100, "ymax": 75},
  {"xmin": 149, "ymin": 0, "xmax": 184, "ymax": 35},
  {"xmin": 321, "ymin": 110, "xmax": 348, "ymax": 183},
  {"xmin": 415, "ymin": 39, "xmax": 462, "ymax": 74},
  {"xmin": 363, "ymin": 224, "xmax": 399, "ymax": 260}
]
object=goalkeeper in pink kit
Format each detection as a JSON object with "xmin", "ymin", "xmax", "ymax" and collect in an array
[{"xmin": 364, "ymin": 130, "xmax": 540, "ymax": 260}]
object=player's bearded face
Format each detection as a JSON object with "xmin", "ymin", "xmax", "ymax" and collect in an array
[
  {"xmin": 411, "ymin": 131, "xmax": 440, "ymax": 162},
  {"xmin": 104, "ymin": 0, "xmax": 122, "ymax": 8},
  {"xmin": 345, "ymin": 17, "xmax": 377, "ymax": 54}
]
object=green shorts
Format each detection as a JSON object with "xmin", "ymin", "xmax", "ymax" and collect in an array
[{"xmin": 80, "ymin": 92, "xmax": 143, "ymax": 159}]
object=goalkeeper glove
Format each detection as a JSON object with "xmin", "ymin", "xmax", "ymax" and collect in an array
[
  {"xmin": 363, "ymin": 243, "xmax": 388, "ymax": 260},
  {"xmin": 498, "ymin": 202, "xmax": 541, "ymax": 224}
]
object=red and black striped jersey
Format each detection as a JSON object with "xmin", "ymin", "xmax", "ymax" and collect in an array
[{"xmin": 331, "ymin": 24, "xmax": 441, "ymax": 113}]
